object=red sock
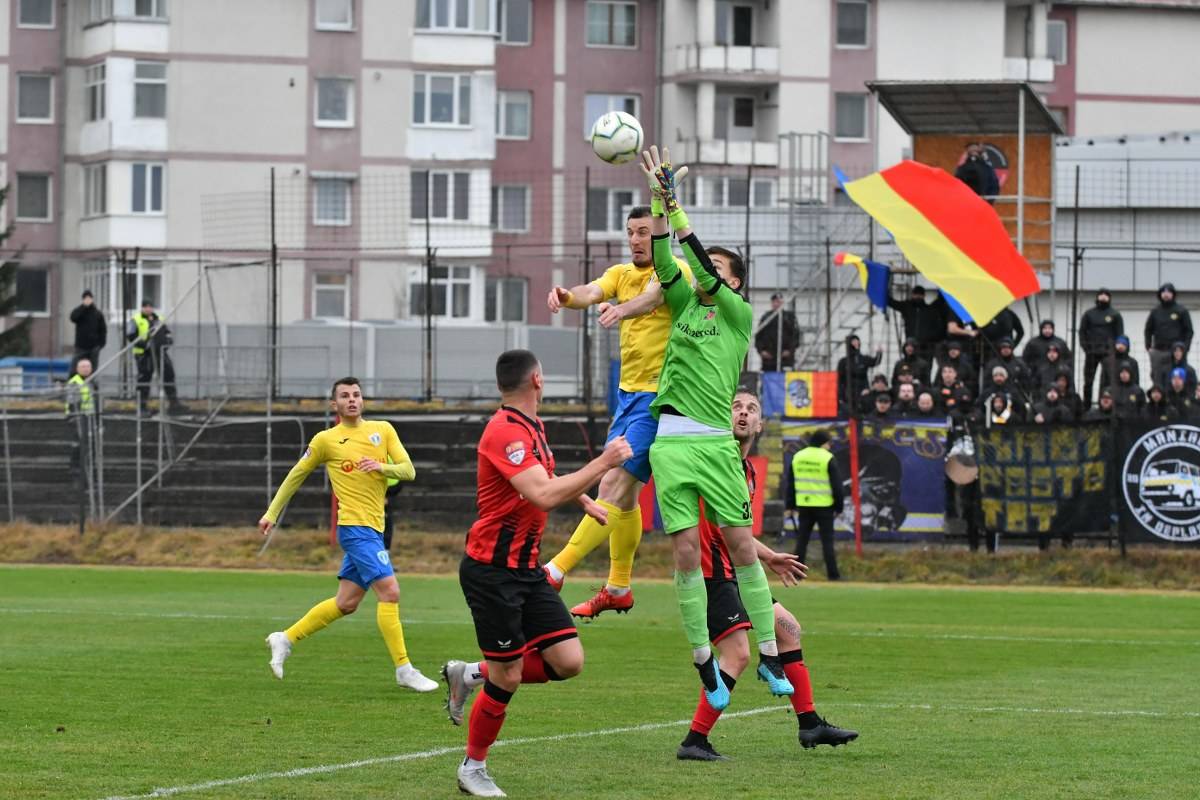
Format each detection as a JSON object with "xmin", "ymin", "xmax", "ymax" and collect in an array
[
  {"xmin": 520, "ymin": 650, "xmax": 552, "ymax": 684},
  {"xmin": 465, "ymin": 682, "xmax": 513, "ymax": 761},
  {"xmin": 690, "ymin": 689, "xmax": 723, "ymax": 735},
  {"xmin": 780, "ymin": 650, "xmax": 814, "ymax": 713}
]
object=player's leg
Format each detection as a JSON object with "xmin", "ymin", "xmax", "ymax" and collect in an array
[
  {"xmin": 566, "ymin": 466, "xmax": 642, "ymax": 618},
  {"xmin": 774, "ymin": 602, "xmax": 858, "ymax": 748},
  {"xmin": 679, "ymin": 583, "xmax": 751, "ymax": 762},
  {"xmin": 370, "ymin": 575, "xmax": 437, "ymax": 692},
  {"xmin": 816, "ymin": 508, "xmax": 841, "ymax": 580}
]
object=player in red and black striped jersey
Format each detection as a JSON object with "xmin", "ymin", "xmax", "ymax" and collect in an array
[
  {"xmin": 444, "ymin": 349, "xmax": 632, "ymax": 798},
  {"xmin": 677, "ymin": 389, "xmax": 859, "ymax": 762}
]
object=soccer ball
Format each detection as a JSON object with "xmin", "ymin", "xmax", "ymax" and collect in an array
[{"xmin": 590, "ymin": 111, "xmax": 644, "ymax": 165}]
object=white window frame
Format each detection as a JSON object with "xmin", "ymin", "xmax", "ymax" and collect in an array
[
  {"xmin": 585, "ymin": 1, "xmax": 637, "ymax": 48},
  {"xmin": 133, "ymin": 60, "xmax": 167, "ymax": 119},
  {"xmin": 12, "ymin": 267, "xmax": 50, "ymax": 316},
  {"xmin": 583, "ymin": 93, "xmax": 639, "ymax": 138},
  {"xmin": 835, "ymin": 0, "xmax": 870, "ymax": 49},
  {"xmin": 315, "ymin": 0, "xmax": 353, "ymax": 31},
  {"xmin": 312, "ymin": 177, "xmax": 352, "ymax": 226},
  {"xmin": 498, "ymin": 0, "xmax": 531, "ymax": 45},
  {"xmin": 130, "ymin": 162, "xmax": 165, "ymax": 215},
  {"xmin": 16, "ymin": 173, "xmax": 52, "ymax": 222},
  {"xmin": 486, "ymin": 276, "xmax": 528, "ymax": 323},
  {"xmin": 415, "ymin": 0, "xmax": 478, "ymax": 32},
  {"xmin": 85, "ymin": 64, "xmax": 106, "ymax": 122},
  {"xmin": 132, "ymin": 0, "xmax": 168, "ymax": 19},
  {"xmin": 587, "ymin": 187, "xmax": 637, "ymax": 234},
  {"xmin": 834, "ymin": 92, "xmax": 869, "ymax": 142},
  {"xmin": 751, "ymin": 177, "xmax": 775, "ymax": 207},
  {"xmin": 1047, "ymin": 19, "xmax": 1068, "ymax": 66},
  {"xmin": 496, "ymin": 90, "xmax": 532, "ymax": 140},
  {"xmin": 715, "ymin": 1, "xmax": 754, "ymax": 47},
  {"xmin": 491, "ymin": 185, "xmax": 530, "ymax": 233},
  {"xmin": 315, "ymin": 77, "xmax": 354, "ymax": 128},
  {"xmin": 408, "ymin": 265, "xmax": 477, "ymax": 320},
  {"xmin": 412, "ymin": 73, "xmax": 472, "ymax": 128},
  {"xmin": 83, "ymin": 163, "xmax": 107, "ymax": 218},
  {"xmin": 18, "ymin": 0, "xmax": 54, "ymax": 28},
  {"xmin": 411, "ymin": 170, "xmax": 472, "ymax": 222},
  {"xmin": 313, "ymin": 272, "xmax": 350, "ymax": 320},
  {"xmin": 16, "ymin": 74, "xmax": 54, "ymax": 124},
  {"xmin": 83, "ymin": 256, "xmax": 163, "ymax": 316},
  {"xmin": 86, "ymin": 0, "xmax": 113, "ymax": 24}
]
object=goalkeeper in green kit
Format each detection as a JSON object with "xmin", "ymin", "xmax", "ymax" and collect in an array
[{"xmin": 640, "ymin": 145, "xmax": 794, "ymax": 712}]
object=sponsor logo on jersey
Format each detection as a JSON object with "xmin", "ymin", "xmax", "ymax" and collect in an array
[
  {"xmin": 505, "ymin": 441, "xmax": 526, "ymax": 465},
  {"xmin": 369, "ymin": 432, "xmax": 382, "ymax": 446},
  {"xmin": 338, "ymin": 438, "xmax": 350, "ymax": 444},
  {"xmin": 341, "ymin": 460, "xmax": 354, "ymax": 473}
]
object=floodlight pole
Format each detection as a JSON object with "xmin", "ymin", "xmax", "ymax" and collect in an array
[{"xmin": 1016, "ymin": 86, "xmax": 1026, "ymax": 274}]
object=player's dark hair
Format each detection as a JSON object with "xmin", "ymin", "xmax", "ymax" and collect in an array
[
  {"xmin": 734, "ymin": 386, "xmax": 760, "ymax": 403},
  {"xmin": 330, "ymin": 376, "xmax": 361, "ymax": 399},
  {"xmin": 496, "ymin": 349, "xmax": 540, "ymax": 393},
  {"xmin": 626, "ymin": 205, "xmax": 652, "ymax": 221},
  {"xmin": 707, "ymin": 246, "xmax": 746, "ymax": 291}
]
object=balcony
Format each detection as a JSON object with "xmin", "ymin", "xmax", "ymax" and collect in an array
[
  {"xmin": 672, "ymin": 45, "xmax": 779, "ymax": 77},
  {"xmin": 1002, "ymin": 57, "xmax": 1055, "ymax": 83},
  {"xmin": 677, "ymin": 138, "xmax": 779, "ymax": 167}
]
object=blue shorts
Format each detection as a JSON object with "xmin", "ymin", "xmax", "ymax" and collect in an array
[
  {"xmin": 336, "ymin": 525, "xmax": 394, "ymax": 589},
  {"xmin": 607, "ymin": 390, "xmax": 657, "ymax": 484}
]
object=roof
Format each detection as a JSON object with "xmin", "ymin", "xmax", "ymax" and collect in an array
[{"xmin": 865, "ymin": 81, "xmax": 1065, "ymax": 136}]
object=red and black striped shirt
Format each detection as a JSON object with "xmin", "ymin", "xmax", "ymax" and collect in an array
[
  {"xmin": 466, "ymin": 406, "xmax": 556, "ymax": 569},
  {"xmin": 699, "ymin": 458, "xmax": 758, "ymax": 580}
]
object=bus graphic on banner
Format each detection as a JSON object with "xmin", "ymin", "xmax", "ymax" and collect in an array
[{"xmin": 1122, "ymin": 425, "xmax": 1200, "ymax": 543}]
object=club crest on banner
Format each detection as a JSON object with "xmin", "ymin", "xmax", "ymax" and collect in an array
[{"xmin": 1122, "ymin": 425, "xmax": 1200, "ymax": 542}]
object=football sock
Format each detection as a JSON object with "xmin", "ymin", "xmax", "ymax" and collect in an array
[
  {"xmin": 733, "ymin": 562, "xmax": 778, "ymax": 652},
  {"xmin": 606, "ymin": 505, "xmax": 643, "ymax": 591},
  {"xmin": 550, "ymin": 502, "xmax": 619, "ymax": 575},
  {"xmin": 518, "ymin": 649, "xmax": 563, "ymax": 683},
  {"xmin": 284, "ymin": 597, "xmax": 343, "ymax": 643},
  {"xmin": 781, "ymin": 650, "xmax": 815, "ymax": 714},
  {"xmin": 673, "ymin": 567, "xmax": 711, "ymax": 662},
  {"xmin": 545, "ymin": 562, "xmax": 565, "ymax": 583},
  {"xmin": 466, "ymin": 681, "xmax": 514, "ymax": 761},
  {"xmin": 690, "ymin": 671, "xmax": 737, "ymax": 735},
  {"xmin": 376, "ymin": 601, "xmax": 410, "ymax": 667},
  {"xmin": 465, "ymin": 662, "xmax": 486, "ymax": 688}
]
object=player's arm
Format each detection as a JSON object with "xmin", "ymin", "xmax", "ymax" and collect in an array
[
  {"xmin": 598, "ymin": 280, "xmax": 664, "ymax": 328},
  {"xmin": 756, "ymin": 539, "xmax": 807, "ymax": 586},
  {"xmin": 508, "ymin": 437, "xmax": 632, "ymax": 511},
  {"xmin": 548, "ymin": 282, "xmax": 604, "ymax": 312},
  {"xmin": 259, "ymin": 438, "xmax": 322, "ymax": 533},
  {"xmin": 363, "ymin": 424, "xmax": 416, "ymax": 481}
]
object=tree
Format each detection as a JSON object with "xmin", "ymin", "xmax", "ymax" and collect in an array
[{"xmin": 0, "ymin": 186, "xmax": 31, "ymax": 356}]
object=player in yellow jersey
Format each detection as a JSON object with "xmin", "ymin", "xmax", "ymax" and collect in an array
[
  {"xmin": 545, "ymin": 205, "xmax": 693, "ymax": 618},
  {"xmin": 258, "ymin": 377, "xmax": 438, "ymax": 692}
]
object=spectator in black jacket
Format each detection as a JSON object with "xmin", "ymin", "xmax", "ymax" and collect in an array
[
  {"xmin": 892, "ymin": 338, "xmax": 931, "ymax": 386},
  {"xmin": 1023, "ymin": 320, "xmax": 1071, "ymax": 368},
  {"xmin": 1101, "ymin": 335, "xmax": 1140, "ymax": 388},
  {"xmin": 869, "ymin": 392, "xmax": 895, "ymax": 420},
  {"xmin": 1166, "ymin": 369, "xmax": 1195, "ymax": 418},
  {"xmin": 1079, "ymin": 288, "xmax": 1124, "ymax": 408},
  {"xmin": 1035, "ymin": 344, "xmax": 1070, "ymax": 391},
  {"xmin": 933, "ymin": 364, "xmax": 973, "ymax": 419},
  {"xmin": 979, "ymin": 365, "xmax": 1015, "ymax": 411},
  {"xmin": 983, "ymin": 338, "xmax": 1032, "ymax": 396},
  {"xmin": 1052, "ymin": 372, "xmax": 1082, "ymax": 420},
  {"xmin": 985, "ymin": 392, "xmax": 1025, "ymax": 427},
  {"xmin": 1113, "ymin": 366, "xmax": 1145, "ymax": 420},
  {"xmin": 954, "ymin": 143, "xmax": 1000, "ymax": 201},
  {"xmin": 938, "ymin": 341, "xmax": 976, "ymax": 389},
  {"xmin": 755, "ymin": 293, "xmax": 800, "ymax": 372},
  {"xmin": 1146, "ymin": 282, "xmax": 1193, "ymax": 383},
  {"xmin": 915, "ymin": 391, "xmax": 938, "ymax": 417},
  {"xmin": 945, "ymin": 309, "xmax": 979, "ymax": 367},
  {"xmin": 1033, "ymin": 387, "xmax": 1074, "ymax": 424},
  {"xmin": 1083, "ymin": 390, "xmax": 1116, "ymax": 423},
  {"xmin": 1156, "ymin": 342, "xmax": 1197, "ymax": 395},
  {"xmin": 1143, "ymin": 385, "xmax": 1177, "ymax": 423},
  {"xmin": 894, "ymin": 383, "xmax": 917, "ymax": 417},
  {"xmin": 858, "ymin": 373, "xmax": 891, "ymax": 415},
  {"xmin": 979, "ymin": 305, "xmax": 1025, "ymax": 358},
  {"xmin": 69, "ymin": 290, "xmax": 107, "ymax": 371},
  {"xmin": 887, "ymin": 285, "xmax": 945, "ymax": 363},
  {"xmin": 836, "ymin": 334, "xmax": 882, "ymax": 412}
]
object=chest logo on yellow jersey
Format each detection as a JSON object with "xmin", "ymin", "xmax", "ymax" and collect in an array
[
  {"xmin": 369, "ymin": 432, "xmax": 381, "ymax": 446},
  {"xmin": 338, "ymin": 438, "xmax": 350, "ymax": 444},
  {"xmin": 340, "ymin": 460, "xmax": 354, "ymax": 473},
  {"xmin": 505, "ymin": 441, "xmax": 526, "ymax": 465}
]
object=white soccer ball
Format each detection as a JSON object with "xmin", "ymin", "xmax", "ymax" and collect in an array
[{"xmin": 590, "ymin": 111, "xmax": 644, "ymax": 165}]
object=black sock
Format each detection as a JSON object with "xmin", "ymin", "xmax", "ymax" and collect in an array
[
  {"xmin": 682, "ymin": 729, "xmax": 708, "ymax": 748},
  {"xmin": 719, "ymin": 670, "xmax": 737, "ymax": 693},
  {"xmin": 797, "ymin": 710, "xmax": 822, "ymax": 729}
]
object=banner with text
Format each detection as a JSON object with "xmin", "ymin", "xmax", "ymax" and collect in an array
[{"xmin": 1119, "ymin": 423, "xmax": 1200, "ymax": 545}]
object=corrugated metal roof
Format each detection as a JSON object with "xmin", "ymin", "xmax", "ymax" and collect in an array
[{"xmin": 865, "ymin": 80, "xmax": 1065, "ymax": 136}]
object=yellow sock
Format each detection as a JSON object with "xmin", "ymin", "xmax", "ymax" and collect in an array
[
  {"xmin": 285, "ymin": 597, "xmax": 344, "ymax": 643},
  {"xmin": 376, "ymin": 601, "xmax": 410, "ymax": 667},
  {"xmin": 549, "ymin": 500, "xmax": 621, "ymax": 575},
  {"xmin": 607, "ymin": 506, "xmax": 643, "ymax": 589}
]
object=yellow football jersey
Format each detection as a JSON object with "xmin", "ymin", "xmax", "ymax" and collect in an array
[
  {"xmin": 592, "ymin": 258, "xmax": 694, "ymax": 393},
  {"xmin": 264, "ymin": 419, "xmax": 415, "ymax": 531}
]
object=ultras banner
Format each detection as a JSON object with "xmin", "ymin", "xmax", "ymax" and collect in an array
[{"xmin": 1118, "ymin": 423, "xmax": 1200, "ymax": 545}]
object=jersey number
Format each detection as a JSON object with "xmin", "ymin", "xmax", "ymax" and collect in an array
[{"xmin": 741, "ymin": 501, "xmax": 751, "ymax": 520}]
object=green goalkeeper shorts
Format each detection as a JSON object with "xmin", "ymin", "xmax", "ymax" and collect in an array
[{"xmin": 649, "ymin": 434, "xmax": 753, "ymax": 534}]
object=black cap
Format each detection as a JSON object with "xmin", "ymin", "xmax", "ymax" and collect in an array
[
  {"xmin": 911, "ymin": 285, "xmax": 926, "ymax": 296},
  {"xmin": 1160, "ymin": 282, "xmax": 1177, "ymax": 295},
  {"xmin": 1040, "ymin": 319, "xmax": 1055, "ymax": 328},
  {"xmin": 1047, "ymin": 342, "xmax": 1061, "ymax": 352},
  {"xmin": 770, "ymin": 293, "xmax": 783, "ymax": 301},
  {"xmin": 999, "ymin": 337, "xmax": 1014, "ymax": 347},
  {"xmin": 141, "ymin": 298, "xmax": 153, "ymax": 307},
  {"xmin": 1097, "ymin": 287, "xmax": 1111, "ymax": 297},
  {"xmin": 809, "ymin": 430, "xmax": 831, "ymax": 448},
  {"xmin": 946, "ymin": 340, "xmax": 962, "ymax": 351},
  {"xmin": 81, "ymin": 289, "xmax": 93, "ymax": 299}
]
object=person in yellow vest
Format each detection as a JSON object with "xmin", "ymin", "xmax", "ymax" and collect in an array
[
  {"xmin": 785, "ymin": 430, "xmax": 844, "ymax": 581},
  {"xmin": 127, "ymin": 299, "xmax": 184, "ymax": 415},
  {"xmin": 65, "ymin": 357, "xmax": 95, "ymax": 416}
]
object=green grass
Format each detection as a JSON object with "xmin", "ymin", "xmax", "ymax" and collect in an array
[{"xmin": 1, "ymin": 566, "xmax": 1197, "ymax": 800}]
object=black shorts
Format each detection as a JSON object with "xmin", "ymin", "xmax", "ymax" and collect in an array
[
  {"xmin": 705, "ymin": 578, "xmax": 752, "ymax": 645},
  {"xmin": 459, "ymin": 556, "xmax": 578, "ymax": 662}
]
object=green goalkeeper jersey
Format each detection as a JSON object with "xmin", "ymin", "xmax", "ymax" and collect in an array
[{"xmin": 649, "ymin": 232, "xmax": 753, "ymax": 430}]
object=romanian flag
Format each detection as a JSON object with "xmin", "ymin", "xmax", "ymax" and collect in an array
[
  {"xmin": 784, "ymin": 371, "xmax": 838, "ymax": 418},
  {"xmin": 841, "ymin": 160, "xmax": 1040, "ymax": 325},
  {"xmin": 835, "ymin": 252, "xmax": 890, "ymax": 311}
]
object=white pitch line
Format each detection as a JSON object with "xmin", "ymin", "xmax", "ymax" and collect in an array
[
  {"xmin": 835, "ymin": 630, "xmax": 1200, "ymax": 647},
  {"xmin": 94, "ymin": 699, "xmax": 1200, "ymax": 800}
]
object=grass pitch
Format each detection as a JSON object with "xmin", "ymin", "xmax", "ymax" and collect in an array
[{"xmin": 1, "ymin": 565, "xmax": 1197, "ymax": 800}]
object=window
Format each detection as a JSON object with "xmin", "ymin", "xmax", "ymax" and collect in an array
[
  {"xmin": 496, "ymin": 91, "xmax": 531, "ymax": 139},
  {"xmin": 133, "ymin": 0, "xmax": 167, "ymax": 18},
  {"xmin": 486, "ymin": 277, "xmax": 527, "ymax": 322},
  {"xmin": 587, "ymin": 187, "xmax": 636, "ymax": 233},
  {"xmin": 691, "ymin": 176, "xmax": 775, "ymax": 207},
  {"xmin": 715, "ymin": 2, "xmax": 753, "ymax": 47},
  {"xmin": 316, "ymin": 78, "xmax": 354, "ymax": 127},
  {"xmin": 491, "ymin": 185, "xmax": 529, "ymax": 232},
  {"xmin": 16, "ymin": 174, "xmax": 51, "ymax": 222},
  {"xmin": 409, "ymin": 265, "xmax": 473, "ymax": 319},
  {"xmin": 834, "ymin": 93, "xmax": 868, "ymax": 140},
  {"xmin": 19, "ymin": 0, "xmax": 53, "ymax": 27},
  {"xmin": 836, "ymin": 0, "xmax": 869, "ymax": 47},
  {"xmin": 313, "ymin": 178, "xmax": 351, "ymax": 226},
  {"xmin": 134, "ymin": 61, "xmax": 167, "ymax": 118},
  {"xmin": 732, "ymin": 96, "xmax": 754, "ymax": 129},
  {"xmin": 586, "ymin": 1, "xmax": 636, "ymax": 47},
  {"xmin": 85, "ymin": 64, "xmax": 106, "ymax": 122},
  {"xmin": 131, "ymin": 163, "xmax": 164, "ymax": 214},
  {"xmin": 86, "ymin": 0, "xmax": 112, "ymax": 23},
  {"xmin": 499, "ymin": 0, "xmax": 531, "ymax": 44},
  {"xmin": 313, "ymin": 273, "xmax": 350, "ymax": 319},
  {"xmin": 82, "ymin": 257, "xmax": 161, "ymax": 314},
  {"xmin": 1047, "ymin": 19, "xmax": 1068, "ymax": 65},
  {"xmin": 412, "ymin": 73, "xmax": 471, "ymax": 126},
  {"xmin": 17, "ymin": 74, "xmax": 53, "ymax": 123},
  {"xmin": 316, "ymin": 0, "xmax": 352, "ymax": 30},
  {"xmin": 751, "ymin": 178, "xmax": 775, "ymax": 207},
  {"xmin": 416, "ymin": 0, "xmax": 482, "ymax": 31},
  {"xmin": 14, "ymin": 268, "xmax": 49, "ymax": 315},
  {"xmin": 83, "ymin": 164, "xmax": 107, "ymax": 217},
  {"xmin": 584, "ymin": 93, "xmax": 638, "ymax": 137},
  {"xmin": 410, "ymin": 170, "xmax": 471, "ymax": 221}
]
